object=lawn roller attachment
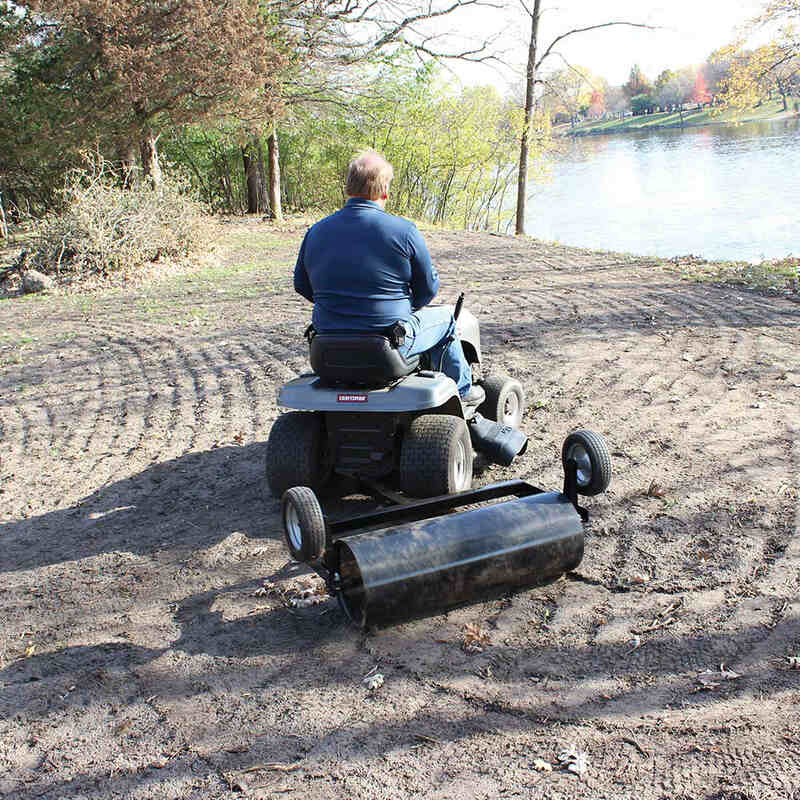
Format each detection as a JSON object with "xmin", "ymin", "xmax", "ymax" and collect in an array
[
  {"xmin": 280, "ymin": 429, "xmax": 612, "ymax": 628},
  {"xmin": 333, "ymin": 490, "xmax": 583, "ymax": 627}
]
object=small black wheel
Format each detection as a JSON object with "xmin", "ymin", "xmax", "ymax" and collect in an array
[
  {"xmin": 561, "ymin": 429, "xmax": 612, "ymax": 496},
  {"xmin": 281, "ymin": 486, "xmax": 326, "ymax": 562},
  {"xmin": 265, "ymin": 412, "xmax": 331, "ymax": 497},
  {"xmin": 399, "ymin": 414, "xmax": 473, "ymax": 498},
  {"xmin": 479, "ymin": 375, "xmax": 526, "ymax": 429}
]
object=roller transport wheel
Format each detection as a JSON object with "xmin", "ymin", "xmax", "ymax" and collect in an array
[
  {"xmin": 479, "ymin": 375, "xmax": 526, "ymax": 429},
  {"xmin": 281, "ymin": 486, "xmax": 326, "ymax": 562},
  {"xmin": 400, "ymin": 414, "xmax": 473, "ymax": 498},
  {"xmin": 265, "ymin": 411, "xmax": 331, "ymax": 497},
  {"xmin": 561, "ymin": 429, "xmax": 612, "ymax": 496}
]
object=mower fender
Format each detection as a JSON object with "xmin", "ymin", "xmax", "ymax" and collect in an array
[
  {"xmin": 452, "ymin": 307, "xmax": 482, "ymax": 365},
  {"xmin": 278, "ymin": 373, "xmax": 461, "ymax": 414}
]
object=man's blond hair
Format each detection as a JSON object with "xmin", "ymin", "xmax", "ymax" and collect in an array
[{"xmin": 345, "ymin": 149, "xmax": 394, "ymax": 200}]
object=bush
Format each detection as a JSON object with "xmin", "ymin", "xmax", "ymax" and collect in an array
[{"xmin": 32, "ymin": 155, "xmax": 210, "ymax": 278}]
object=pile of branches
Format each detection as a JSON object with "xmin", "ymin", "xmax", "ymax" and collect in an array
[{"xmin": 31, "ymin": 154, "xmax": 211, "ymax": 279}]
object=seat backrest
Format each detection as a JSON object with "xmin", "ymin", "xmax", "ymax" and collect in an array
[{"xmin": 310, "ymin": 333, "xmax": 419, "ymax": 385}]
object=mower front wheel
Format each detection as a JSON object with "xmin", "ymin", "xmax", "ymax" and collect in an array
[
  {"xmin": 562, "ymin": 429, "xmax": 612, "ymax": 496},
  {"xmin": 479, "ymin": 375, "xmax": 525, "ymax": 429},
  {"xmin": 281, "ymin": 486, "xmax": 326, "ymax": 562},
  {"xmin": 400, "ymin": 415, "xmax": 473, "ymax": 498},
  {"xmin": 265, "ymin": 411, "xmax": 331, "ymax": 497}
]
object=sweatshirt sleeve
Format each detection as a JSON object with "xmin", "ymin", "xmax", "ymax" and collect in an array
[
  {"xmin": 407, "ymin": 224, "xmax": 439, "ymax": 310},
  {"xmin": 293, "ymin": 231, "xmax": 314, "ymax": 302}
]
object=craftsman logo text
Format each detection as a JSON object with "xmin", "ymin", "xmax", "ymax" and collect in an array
[{"xmin": 337, "ymin": 393, "xmax": 368, "ymax": 403}]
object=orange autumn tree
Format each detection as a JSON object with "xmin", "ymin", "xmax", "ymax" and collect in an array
[{"xmin": 19, "ymin": 0, "xmax": 289, "ymax": 185}]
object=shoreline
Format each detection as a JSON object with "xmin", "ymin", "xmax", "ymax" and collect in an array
[
  {"xmin": 563, "ymin": 108, "xmax": 800, "ymax": 137},
  {"xmin": 3, "ymin": 216, "xmax": 797, "ymax": 302}
]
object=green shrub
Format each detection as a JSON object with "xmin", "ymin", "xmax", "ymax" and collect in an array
[{"xmin": 32, "ymin": 155, "xmax": 211, "ymax": 278}]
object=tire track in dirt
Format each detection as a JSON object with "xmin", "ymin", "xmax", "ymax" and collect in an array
[
  {"xmin": 72, "ymin": 340, "xmax": 150, "ymax": 497},
  {"xmin": 55, "ymin": 335, "xmax": 155, "ymax": 506}
]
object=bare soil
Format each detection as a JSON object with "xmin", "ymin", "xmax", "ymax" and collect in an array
[{"xmin": 1, "ymin": 219, "xmax": 799, "ymax": 800}]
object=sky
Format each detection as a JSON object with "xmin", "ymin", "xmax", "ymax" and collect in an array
[{"xmin": 446, "ymin": 0, "xmax": 766, "ymax": 90}]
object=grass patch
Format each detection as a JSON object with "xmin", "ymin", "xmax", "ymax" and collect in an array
[
  {"xmin": 666, "ymin": 255, "xmax": 799, "ymax": 296},
  {"xmin": 569, "ymin": 100, "xmax": 790, "ymax": 136}
]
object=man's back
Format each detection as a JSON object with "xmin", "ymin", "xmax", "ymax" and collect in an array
[{"xmin": 294, "ymin": 198, "xmax": 438, "ymax": 331}]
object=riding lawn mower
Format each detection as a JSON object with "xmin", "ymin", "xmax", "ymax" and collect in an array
[{"xmin": 265, "ymin": 296, "xmax": 611, "ymax": 627}]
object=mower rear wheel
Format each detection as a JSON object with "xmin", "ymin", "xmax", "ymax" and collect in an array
[
  {"xmin": 281, "ymin": 486, "xmax": 326, "ymax": 562},
  {"xmin": 400, "ymin": 415, "xmax": 473, "ymax": 498},
  {"xmin": 561, "ymin": 429, "xmax": 612, "ymax": 496},
  {"xmin": 479, "ymin": 375, "xmax": 525, "ymax": 429},
  {"xmin": 266, "ymin": 411, "xmax": 331, "ymax": 497}
]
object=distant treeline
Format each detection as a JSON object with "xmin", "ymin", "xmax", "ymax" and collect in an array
[{"xmin": 539, "ymin": 49, "xmax": 800, "ymax": 129}]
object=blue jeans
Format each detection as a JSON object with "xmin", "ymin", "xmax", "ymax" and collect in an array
[{"xmin": 399, "ymin": 306, "xmax": 472, "ymax": 396}]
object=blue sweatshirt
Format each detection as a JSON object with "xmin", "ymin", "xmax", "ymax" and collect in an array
[{"xmin": 293, "ymin": 198, "xmax": 439, "ymax": 331}]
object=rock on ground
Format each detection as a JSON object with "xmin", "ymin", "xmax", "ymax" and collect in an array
[{"xmin": 21, "ymin": 268, "xmax": 55, "ymax": 293}]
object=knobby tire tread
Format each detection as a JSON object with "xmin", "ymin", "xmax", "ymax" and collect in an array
[
  {"xmin": 266, "ymin": 411, "xmax": 327, "ymax": 496},
  {"xmin": 400, "ymin": 415, "xmax": 472, "ymax": 498}
]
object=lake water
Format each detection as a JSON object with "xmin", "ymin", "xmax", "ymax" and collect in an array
[{"xmin": 525, "ymin": 119, "xmax": 799, "ymax": 262}]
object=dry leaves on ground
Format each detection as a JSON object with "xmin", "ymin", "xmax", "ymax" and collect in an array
[
  {"xmin": 462, "ymin": 623, "xmax": 491, "ymax": 654},
  {"xmin": 363, "ymin": 666, "xmax": 384, "ymax": 691},
  {"xmin": 695, "ymin": 663, "xmax": 742, "ymax": 690},
  {"xmin": 253, "ymin": 577, "xmax": 328, "ymax": 608},
  {"xmin": 557, "ymin": 745, "xmax": 589, "ymax": 778}
]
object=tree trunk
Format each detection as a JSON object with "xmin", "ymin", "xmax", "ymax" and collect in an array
[
  {"xmin": 0, "ymin": 192, "xmax": 8, "ymax": 240},
  {"xmin": 515, "ymin": 0, "xmax": 542, "ymax": 236},
  {"xmin": 267, "ymin": 127, "xmax": 283, "ymax": 221},
  {"xmin": 242, "ymin": 145, "xmax": 258, "ymax": 213},
  {"xmin": 242, "ymin": 136, "xmax": 268, "ymax": 214},
  {"xmin": 255, "ymin": 139, "xmax": 268, "ymax": 211},
  {"xmin": 140, "ymin": 132, "xmax": 163, "ymax": 188},
  {"xmin": 119, "ymin": 141, "xmax": 138, "ymax": 187}
]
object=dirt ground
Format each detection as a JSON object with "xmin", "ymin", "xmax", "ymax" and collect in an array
[{"xmin": 1, "ymin": 219, "xmax": 799, "ymax": 800}]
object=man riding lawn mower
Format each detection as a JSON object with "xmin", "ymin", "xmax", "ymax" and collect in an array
[{"xmin": 264, "ymin": 150, "xmax": 612, "ymax": 627}]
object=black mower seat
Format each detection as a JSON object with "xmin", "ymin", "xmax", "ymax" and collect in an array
[{"xmin": 310, "ymin": 332, "xmax": 419, "ymax": 386}]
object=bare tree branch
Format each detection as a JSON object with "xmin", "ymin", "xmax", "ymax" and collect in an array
[{"xmin": 536, "ymin": 21, "xmax": 657, "ymax": 71}]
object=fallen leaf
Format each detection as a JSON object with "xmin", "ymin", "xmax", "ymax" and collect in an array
[
  {"xmin": 567, "ymin": 753, "xmax": 588, "ymax": 777},
  {"xmin": 697, "ymin": 665, "xmax": 741, "ymax": 686},
  {"xmin": 24, "ymin": 644, "xmax": 36, "ymax": 657},
  {"xmin": 557, "ymin": 746, "xmax": 588, "ymax": 778},
  {"xmin": 289, "ymin": 595, "xmax": 324, "ymax": 608},
  {"xmin": 462, "ymin": 623, "xmax": 491, "ymax": 654},
  {"xmin": 363, "ymin": 673, "xmax": 384, "ymax": 691}
]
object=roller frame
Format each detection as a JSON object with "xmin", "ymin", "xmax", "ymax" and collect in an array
[{"xmin": 310, "ymin": 459, "xmax": 587, "ymax": 592}]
